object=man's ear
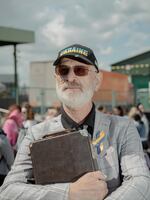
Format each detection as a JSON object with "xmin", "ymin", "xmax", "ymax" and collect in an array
[{"xmin": 95, "ymin": 71, "xmax": 103, "ymax": 92}]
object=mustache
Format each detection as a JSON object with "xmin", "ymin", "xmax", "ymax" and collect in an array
[{"xmin": 61, "ymin": 82, "xmax": 81, "ymax": 90}]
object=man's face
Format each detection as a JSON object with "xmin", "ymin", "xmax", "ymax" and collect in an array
[{"xmin": 55, "ymin": 57, "xmax": 100, "ymax": 109}]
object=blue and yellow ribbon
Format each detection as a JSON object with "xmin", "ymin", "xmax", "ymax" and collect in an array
[{"xmin": 92, "ymin": 131, "xmax": 106, "ymax": 154}]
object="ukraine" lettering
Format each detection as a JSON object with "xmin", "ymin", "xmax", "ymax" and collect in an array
[{"xmin": 60, "ymin": 47, "xmax": 88, "ymax": 57}]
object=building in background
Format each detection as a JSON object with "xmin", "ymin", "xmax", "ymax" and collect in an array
[
  {"xmin": 93, "ymin": 70, "xmax": 133, "ymax": 108},
  {"xmin": 29, "ymin": 61, "xmax": 57, "ymax": 114},
  {"xmin": 29, "ymin": 61, "xmax": 133, "ymax": 113},
  {"xmin": 111, "ymin": 50, "xmax": 150, "ymax": 110}
]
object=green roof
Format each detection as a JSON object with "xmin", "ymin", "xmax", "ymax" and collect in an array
[
  {"xmin": 0, "ymin": 26, "xmax": 35, "ymax": 46},
  {"xmin": 111, "ymin": 50, "xmax": 150, "ymax": 66}
]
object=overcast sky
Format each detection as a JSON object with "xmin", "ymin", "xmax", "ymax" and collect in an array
[{"xmin": 0, "ymin": 0, "xmax": 150, "ymax": 86}]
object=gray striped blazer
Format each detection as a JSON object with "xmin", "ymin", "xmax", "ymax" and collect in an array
[{"xmin": 0, "ymin": 110, "xmax": 150, "ymax": 200}]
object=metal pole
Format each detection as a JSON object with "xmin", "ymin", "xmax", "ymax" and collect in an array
[
  {"xmin": 112, "ymin": 90, "xmax": 116, "ymax": 108},
  {"xmin": 40, "ymin": 88, "xmax": 45, "ymax": 117},
  {"xmin": 14, "ymin": 44, "xmax": 19, "ymax": 104}
]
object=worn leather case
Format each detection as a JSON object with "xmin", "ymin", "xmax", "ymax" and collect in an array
[{"xmin": 30, "ymin": 129, "xmax": 96, "ymax": 185}]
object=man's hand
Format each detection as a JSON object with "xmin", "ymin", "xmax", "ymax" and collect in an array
[{"xmin": 69, "ymin": 171, "xmax": 108, "ymax": 200}]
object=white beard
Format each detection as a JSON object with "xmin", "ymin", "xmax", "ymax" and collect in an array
[{"xmin": 56, "ymin": 82, "xmax": 95, "ymax": 109}]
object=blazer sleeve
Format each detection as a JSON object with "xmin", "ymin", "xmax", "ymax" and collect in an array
[
  {"xmin": 105, "ymin": 120, "xmax": 150, "ymax": 200},
  {"xmin": 0, "ymin": 126, "xmax": 69, "ymax": 200}
]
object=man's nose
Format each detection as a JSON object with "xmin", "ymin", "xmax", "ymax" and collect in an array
[{"xmin": 65, "ymin": 68, "xmax": 76, "ymax": 82}]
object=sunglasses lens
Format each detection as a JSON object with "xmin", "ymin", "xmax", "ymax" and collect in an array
[
  {"xmin": 56, "ymin": 66, "xmax": 69, "ymax": 76},
  {"xmin": 55, "ymin": 65, "xmax": 89, "ymax": 76},
  {"xmin": 74, "ymin": 66, "xmax": 88, "ymax": 76}
]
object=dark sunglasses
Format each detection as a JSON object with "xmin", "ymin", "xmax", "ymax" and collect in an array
[{"xmin": 55, "ymin": 65, "xmax": 97, "ymax": 77}]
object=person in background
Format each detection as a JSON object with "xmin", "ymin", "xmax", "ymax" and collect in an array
[
  {"xmin": 21, "ymin": 103, "xmax": 37, "ymax": 129},
  {"xmin": 112, "ymin": 105, "xmax": 124, "ymax": 116},
  {"xmin": 137, "ymin": 103, "xmax": 149, "ymax": 141},
  {"xmin": 132, "ymin": 113, "xmax": 146, "ymax": 139},
  {"xmin": 0, "ymin": 44, "xmax": 150, "ymax": 200},
  {"xmin": 128, "ymin": 106, "xmax": 138, "ymax": 119},
  {"xmin": 2, "ymin": 104, "xmax": 23, "ymax": 153},
  {"xmin": 45, "ymin": 106, "xmax": 60, "ymax": 120},
  {"xmin": 0, "ymin": 128, "xmax": 14, "ymax": 186},
  {"xmin": 97, "ymin": 105, "xmax": 107, "ymax": 113},
  {"xmin": 128, "ymin": 106, "xmax": 146, "ymax": 139},
  {"xmin": 16, "ymin": 103, "xmax": 37, "ymax": 151}
]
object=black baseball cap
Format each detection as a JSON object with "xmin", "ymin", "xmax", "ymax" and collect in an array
[{"xmin": 53, "ymin": 44, "xmax": 99, "ymax": 72}]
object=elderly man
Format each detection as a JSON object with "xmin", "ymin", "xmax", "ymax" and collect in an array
[{"xmin": 0, "ymin": 44, "xmax": 150, "ymax": 200}]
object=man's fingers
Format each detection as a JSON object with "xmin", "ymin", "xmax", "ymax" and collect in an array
[
  {"xmin": 85, "ymin": 171, "xmax": 107, "ymax": 181},
  {"xmin": 93, "ymin": 171, "xmax": 107, "ymax": 180}
]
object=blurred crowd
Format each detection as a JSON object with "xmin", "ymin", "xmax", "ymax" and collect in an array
[
  {"xmin": 98, "ymin": 103, "xmax": 150, "ymax": 168},
  {"xmin": 0, "ymin": 102, "xmax": 60, "ymax": 186},
  {"xmin": 0, "ymin": 101, "xmax": 150, "ymax": 186},
  {"xmin": 98, "ymin": 103, "xmax": 150, "ymax": 143}
]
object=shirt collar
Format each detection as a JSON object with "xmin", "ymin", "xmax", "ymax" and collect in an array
[{"xmin": 61, "ymin": 104, "xmax": 95, "ymax": 136}]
